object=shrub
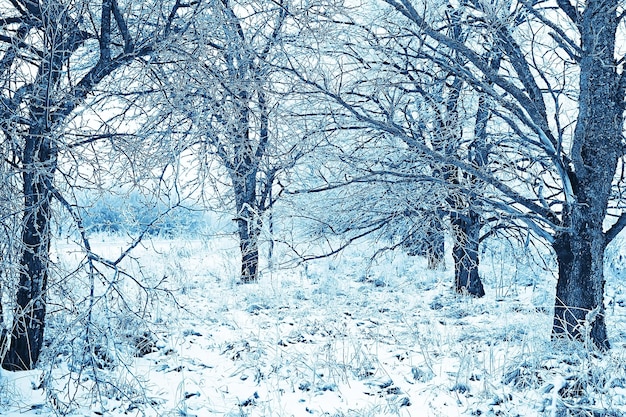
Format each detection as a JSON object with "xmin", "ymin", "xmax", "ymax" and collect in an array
[{"xmin": 79, "ymin": 192, "xmax": 205, "ymax": 237}]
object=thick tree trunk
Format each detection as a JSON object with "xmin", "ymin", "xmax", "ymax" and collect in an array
[
  {"xmin": 552, "ymin": 222, "xmax": 608, "ymax": 349},
  {"xmin": 3, "ymin": 133, "xmax": 55, "ymax": 370},
  {"xmin": 550, "ymin": 0, "xmax": 622, "ymax": 350},
  {"xmin": 451, "ymin": 211, "xmax": 485, "ymax": 297},
  {"xmin": 3, "ymin": 198, "xmax": 52, "ymax": 370}
]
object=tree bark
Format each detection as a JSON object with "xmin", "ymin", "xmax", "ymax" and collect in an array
[
  {"xmin": 229, "ymin": 86, "xmax": 266, "ymax": 283},
  {"xmin": 0, "ymin": 278, "xmax": 6, "ymax": 360},
  {"xmin": 425, "ymin": 230, "xmax": 445, "ymax": 270},
  {"xmin": 233, "ymin": 159, "xmax": 261, "ymax": 283},
  {"xmin": 3, "ymin": 131, "xmax": 55, "ymax": 370},
  {"xmin": 552, "ymin": 220, "xmax": 608, "ymax": 349},
  {"xmin": 239, "ymin": 226, "xmax": 260, "ymax": 283},
  {"xmin": 452, "ymin": 210, "xmax": 485, "ymax": 297},
  {"xmin": 403, "ymin": 222, "xmax": 444, "ymax": 269},
  {"xmin": 236, "ymin": 201, "xmax": 261, "ymax": 283},
  {"xmin": 549, "ymin": 0, "xmax": 622, "ymax": 350}
]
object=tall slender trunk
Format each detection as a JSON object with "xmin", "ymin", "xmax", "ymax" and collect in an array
[
  {"xmin": 236, "ymin": 201, "xmax": 261, "ymax": 283},
  {"xmin": 451, "ymin": 210, "xmax": 485, "ymax": 297},
  {"xmin": 223, "ymin": 113, "xmax": 260, "ymax": 283},
  {"xmin": 403, "ymin": 220, "xmax": 444, "ymax": 269},
  {"xmin": 448, "ymin": 50, "xmax": 498, "ymax": 299},
  {"xmin": 233, "ymin": 151, "xmax": 261, "ymax": 283},
  {"xmin": 425, "ymin": 229, "xmax": 445, "ymax": 270}
]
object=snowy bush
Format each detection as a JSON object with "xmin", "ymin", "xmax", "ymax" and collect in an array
[{"xmin": 79, "ymin": 192, "xmax": 206, "ymax": 237}]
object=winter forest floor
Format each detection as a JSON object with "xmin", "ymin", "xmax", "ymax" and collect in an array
[{"xmin": 2, "ymin": 234, "xmax": 626, "ymax": 416}]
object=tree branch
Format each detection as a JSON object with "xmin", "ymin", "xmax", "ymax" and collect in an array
[
  {"xmin": 99, "ymin": 0, "xmax": 112, "ymax": 62},
  {"xmin": 606, "ymin": 212, "xmax": 626, "ymax": 243},
  {"xmin": 111, "ymin": 0, "xmax": 133, "ymax": 53},
  {"xmin": 284, "ymin": 61, "xmax": 561, "ymax": 227},
  {"xmin": 517, "ymin": 0, "xmax": 581, "ymax": 59},
  {"xmin": 556, "ymin": 0, "xmax": 579, "ymax": 24}
]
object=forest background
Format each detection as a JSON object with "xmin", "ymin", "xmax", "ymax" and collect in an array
[{"xmin": 1, "ymin": 0, "xmax": 626, "ymax": 415}]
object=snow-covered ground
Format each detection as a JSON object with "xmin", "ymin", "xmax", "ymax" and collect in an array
[{"xmin": 1, "ymin": 234, "xmax": 626, "ymax": 416}]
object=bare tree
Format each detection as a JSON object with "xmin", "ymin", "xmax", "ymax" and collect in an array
[
  {"xmin": 0, "ymin": 0, "xmax": 200, "ymax": 371},
  {"xmin": 290, "ymin": 0, "xmax": 626, "ymax": 348},
  {"xmin": 387, "ymin": 0, "xmax": 626, "ymax": 349},
  {"xmin": 282, "ymin": 5, "xmax": 494, "ymax": 295},
  {"xmin": 147, "ymin": 0, "xmax": 319, "ymax": 283}
]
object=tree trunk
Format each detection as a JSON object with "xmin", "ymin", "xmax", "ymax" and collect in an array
[
  {"xmin": 236, "ymin": 201, "xmax": 261, "ymax": 283},
  {"xmin": 234, "ymin": 179, "xmax": 261, "ymax": 283},
  {"xmin": 552, "ymin": 221, "xmax": 608, "ymax": 349},
  {"xmin": 239, "ymin": 227, "xmax": 260, "ymax": 283},
  {"xmin": 3, "ymin": 132, "xmax": 55, "ymax": 370},
  {"xmin": 403, "ymin": 226, "xmax": 444, "ymax": 269},
  {"xmin": 550, "ymin": 0, "xmax": 622, "ymax": 350},
  {"xmin": 0, "ymin": 279, "xmax": 6, "ymax": 361},
  {"xmin": 452, "ymin": 210, "xmax": 485, "ymax": 297},
  {"xmin": 425, "ymin": 230, "xmax": 445, "ymax": 270}
]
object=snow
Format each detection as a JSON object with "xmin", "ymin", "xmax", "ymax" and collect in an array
[{"xmin": 1, "ymin": 234, "xmax": 626, "ymax": 416}]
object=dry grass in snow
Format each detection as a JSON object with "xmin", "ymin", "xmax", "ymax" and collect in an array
[{"xmin": 1, "ymin": 234, "xmax": 626, "ymax": 416}]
